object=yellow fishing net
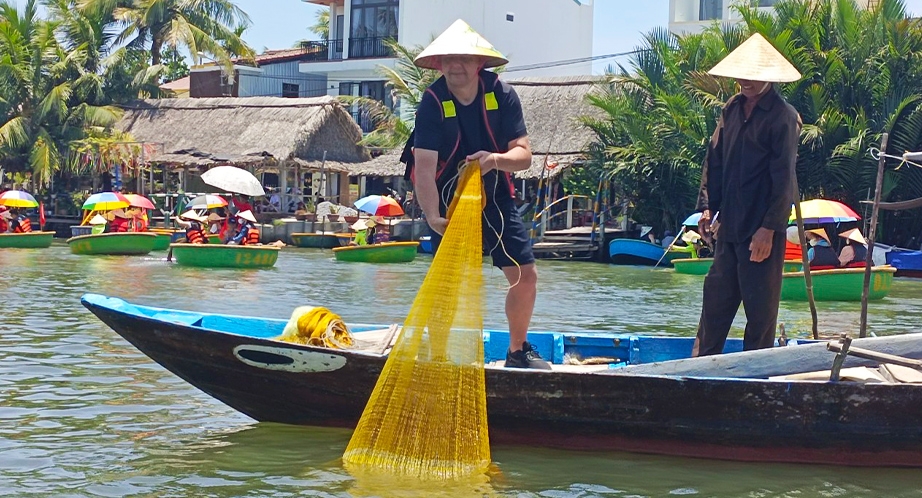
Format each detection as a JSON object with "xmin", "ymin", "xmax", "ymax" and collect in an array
[{"xmin": 343, "ymin": 161, "xmax": 489, "ymax": 480}]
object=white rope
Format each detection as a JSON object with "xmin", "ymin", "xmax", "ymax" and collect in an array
[{"xmin": 868, "ymin": 147, "xmax": 922, "ymax": 170}]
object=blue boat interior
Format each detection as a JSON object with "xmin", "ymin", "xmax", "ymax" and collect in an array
[{"xmin": 82, "ymin": 293, "xmax": 804, "ymax": 367}]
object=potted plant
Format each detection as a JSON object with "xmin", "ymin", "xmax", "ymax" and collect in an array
[{"xmin": 327, "ymin": 204, "xmax": 342, "ymax": 222}]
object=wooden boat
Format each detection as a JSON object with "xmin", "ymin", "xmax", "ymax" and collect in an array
[
  {"xmin": 169, "ymin": 243, "xmax": 279, "ymax": 268},
  {"xmin": 781, "ymin": 266, "xmax": 897, "ymax": 301},
  {"xmin": 673, "ymin": 258, "xmax": 804, "ymax": 275},
  {"xmin": 81, "ymin": 293, "xmax": 922, "ymax": 467},
  {"xmin": 0, "ymin": 231, "xmax": 55, "ymax": 248},
  {"xmin": 332, "ymin": 241, "xmax": 419, "ymax": 263},
  {"xmin": 290, "ymin": 232, "xmax": 345, "ymax": 249},
  {"xmin": 66, "ymin": 232, "xmax": 157, "ymax": 255},
  {"xmin": 608, "ymin": 239, "xmax": 690, "ymax": 266}
]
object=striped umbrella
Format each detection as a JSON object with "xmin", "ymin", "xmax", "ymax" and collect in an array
[
  {"xmin": 187, "ymin": 194, "xmax": 228, "ymax": 210},
  {"xmin": 790, "ymin": 199, "xmax": 860, "ymax": 224},
  {"xmin": 83, "ymin": 192, "xmax": 130, "ymax": 211},
  {"xmin": 0, "ymin": 190, "xmax": 38, "ymax": 208},
  {"xmin": 354, "ymin": 195, "xmax": 404, "ymax": 217}
]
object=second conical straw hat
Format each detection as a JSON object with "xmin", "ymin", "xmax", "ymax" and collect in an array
[
  {"xmin": 708, "ymin": 33, "xmax": 801, "ymax": 83},
  {"xmin": 414, "ymin": 19, "xmax": 509, "ymax": 70}
]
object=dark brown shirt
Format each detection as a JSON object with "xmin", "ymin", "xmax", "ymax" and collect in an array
[{"xmin": 696, "ymin": 86, "xmax": 800, "ymax": 243}]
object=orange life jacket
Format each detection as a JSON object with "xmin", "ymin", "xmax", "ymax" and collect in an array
[
  {"xmin": 244, "ymin": 226, "xmax": 260, "ymax": 245},
  {"xmin": 110, "ymin": 217, "xmax": 129, "ymax": 233},
  {"xmin": 0, "ymin": 218, "xmax": 8, "ymax": 232},
  {"xmin": 186, "ymin": 226, "xmax": 205, "ymax": 244},
  {"xmin": 13, "ymin": 217, "xmax": 32, "ymax": 233}
]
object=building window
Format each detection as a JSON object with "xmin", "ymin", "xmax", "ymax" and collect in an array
[
  {"xmin": 339, "ymin": 80, "xmax": 392, "ymax": 132},
  {"xmin": 349, "ymin": 0, "xmax": 399, "ymax": 58},
  {"xmin": 699, "ymin": 0, "xmax": 722, "ymax": 20},
  {"xmin": 282, "ymin": 83, "xmax": 299, "ymax": 98}
]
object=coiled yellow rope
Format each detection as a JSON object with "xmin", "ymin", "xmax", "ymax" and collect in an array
[{"xmin": 276, "ymin": 306, "xmax": 354, "ymax": 349}]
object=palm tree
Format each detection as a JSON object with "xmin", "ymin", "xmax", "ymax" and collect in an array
[
  {"xmin": 339, "ymin": 40, "xmax": 439, "ymax": 148},
  {"xmin": 309, "ymin": 8, "xmax": 328, "ymax": 41},
  {"xmin": 582, "ymin": 27, "xmax": 728, "ymax": 231},
  {"xmin": 0, "ymin": 0, "xmax": 120, "ymax": 186},
  {"xmin": 78, "ymin": 0, "xmax": 254, "ymax": 67}
]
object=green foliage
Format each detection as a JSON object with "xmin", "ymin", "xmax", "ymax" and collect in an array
[
  {"xmin": 309, "ymin": 9, "xmax": 329, "ymax": 41},
  {"xmin": 585, "ymin": 0, "xmax": 922, "ymax": 244},
  {"xmin": 338, "ymin": 39, "xmax": 440, "ymax": 148},
  {"xmin": 160, "ymin": 46, "xmax": 189, "ymax": 82}
]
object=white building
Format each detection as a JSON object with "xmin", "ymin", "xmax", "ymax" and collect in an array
[
  {"xmin": 301, "ymin": 0, "xmax": 595, "ymax": 130},
  {"xmin": 669, "ymin": 0, "xmax": 879, "ymax": 35}
]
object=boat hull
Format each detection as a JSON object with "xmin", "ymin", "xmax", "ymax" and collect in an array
[
  {"xmin": 608, "ymin": 239, "xmax": 687, "ymax": 266},
  {"xmin": 66, "ymin": 233, "xmax": 157, "ymax": 255},
  {"xmin": 674, "ymin": 258, "xmax": 804, "ymax": 275},
  {"xmin": 80, "ymin": 294, "xmax": 922, "ymax": 467},
  {"xmin": 332, "ymin": 241, "xmax": 419, "ymax": 263},
  {"xmin": 888, "ymin": 250, "xmax": 922, "ymax": 278},
  {"xmin": 781, "ymin": 266, "xmax": 897, "ymax": 301},
  {"xmin": 0, "ymin": 231, "xmax": 55, "ymax": 248},
  {"xmin": 169, "ymin": 243, "xmax": 279, "ymax": 268},
  {"xmin": 290, "ymin": 232, "xmax": 343, "ymax": 248}
]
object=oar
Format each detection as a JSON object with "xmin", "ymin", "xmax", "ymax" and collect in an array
[{"xmin": 653, "ymin": 226, "xmax": 686, "ymax": 268}]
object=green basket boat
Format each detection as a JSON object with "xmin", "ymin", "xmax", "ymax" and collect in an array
[
  {"xmin": 781, "ymin": 266, "xmax": 897, "ymax": 301},
  {"xmin": 332, "ymin": 241, "xmax": 419, "ymax": 263},
  {"xmin": 169, "ymin": 243, "xmax": 280, "ymax": 268},
  {"xmin": 67, "ymin": 232, "xmax": 158, "ymax": 255},
  {"xmin": 0, "ymin": 231, "xmax": 55, "ymax": 249},
  {"xmin": 290, "ymin": 232, "xmax": 345, "ymax": 249},
  {"xmin": 151, "ymin": 232, "xmax": 174, "ymax": 251},
  {"xmin": 673, "ymin": 258, "xmax": 805, "ymax": 275}
]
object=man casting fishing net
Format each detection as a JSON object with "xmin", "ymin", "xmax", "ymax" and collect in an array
[{"xmin": 406, "ymin": 19, "xmax": 550, "ymax": 369}]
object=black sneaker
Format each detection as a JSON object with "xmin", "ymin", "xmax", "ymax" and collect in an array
[{"xmin": 504, "ymin": 341, "xmax": 552, "ymax": 370}]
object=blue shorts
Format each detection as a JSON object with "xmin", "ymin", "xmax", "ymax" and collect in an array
[{"xmin": 430, "ymin": 197, "xmax": 535, "ymax": 268}]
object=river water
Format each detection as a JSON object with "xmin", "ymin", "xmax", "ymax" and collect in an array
[{"xmin": 2, "ymin": 244, "xmax": 922, "ymax": 497}]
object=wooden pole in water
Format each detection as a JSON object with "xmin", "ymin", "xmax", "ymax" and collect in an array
[
  {"xmin": 791, "ymin": 169, "xmax": 819, "ymax": 339},
  {"xmin": 860, "ymin": 132, "xmax": 889, "ymax": 338}
]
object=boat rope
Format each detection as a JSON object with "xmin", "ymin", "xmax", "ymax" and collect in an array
[
  {"xmin": 868, "ymin": 147, "xmax": 922, "ymax": 170},
  {"xmin": 276, "ymin": 306, "xmax": 354, "ymax": 349}
]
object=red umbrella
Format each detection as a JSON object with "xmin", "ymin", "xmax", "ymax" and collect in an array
[
  {"xmin": 124, "ymin": 194, "xmax": 156, "ymax": 210},
  {"xmin": 354, "ymin": 195, "xmax": 404, "ymax": 217}
]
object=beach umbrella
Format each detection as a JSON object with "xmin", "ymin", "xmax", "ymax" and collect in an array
[
  {"xmin": 354, "ymin": 195, "xmax": 404, "ymax": 217},
  {"xmin": 790, "ymin": 199, "xmax": 860, "ymax": 224},
  {"xmin": 123, "ymin": 194, "xmax": 156, "ymax": 210},
  {"xmin": 0, "ymin": 190, "xmax": 38, "ymax": 208},
  {"xmin": 682, "ymin": 212, "xmax": 703, "ymax": 227},
  {"xmin": 187, "ymin": 194, "xmax": 228, "ymax": 210},
  {"xmin": 200, "ymin": 166, "xmax": 266, "ymax": 197},
  {"xmin": 83, "ymin": 192, "xmax": 130, "ymax": 211}
]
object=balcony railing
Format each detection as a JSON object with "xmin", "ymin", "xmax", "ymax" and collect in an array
[
  {"xmin": 348, "ymin": 36, "xmax": 394, "ymax": 59},
  {"xmin": 299, "ymin": 39, "xmax": 344, "ymax": 61}
]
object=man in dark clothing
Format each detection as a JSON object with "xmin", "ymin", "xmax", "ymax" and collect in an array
[
  {"xmin": 411, "ymin": 20, "xmax": 549, "ymax": 369},
  {"xmin": 693, "ymin": 33, "xmax": 802, "ymax": 356}
]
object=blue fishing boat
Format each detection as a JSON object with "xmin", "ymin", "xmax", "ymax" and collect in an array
[
  {"xmin": 888, "ymin": 250, "xmax": 922, "ymax": 278},
  {"xmin": 82, "ymin": 293, "xmax": 922, "ymax": 467},
  {"xmin": 608, "ymin": 238, "xmax": 691, "ymax": 266}
]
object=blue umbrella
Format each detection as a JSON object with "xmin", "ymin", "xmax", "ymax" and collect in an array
[{"xmin": 682, "ymin": 212, "xmax": 703, "ymax": 227}]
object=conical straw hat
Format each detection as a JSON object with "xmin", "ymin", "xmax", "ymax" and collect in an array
[
  {"xmin": 839, "ymin": 228, "xmax": 867, "ymax": 245},
  {"xmin": 414, "ymin": 19, "xmax": 509, "ymax": 70},
  {"xmin": 180, "ymin": 210, "xmax": 205, "ymax": 222},
  {"xmin": 708, "ymin": 33, "xmax": 801, "ymax": 83},
  {"xmin": 89, "ymin": 214, "xmax": 107, "ymax": 225},
  {"xmin": 236, "ymin": 209, "xmax": 257, "ymax": 223},
  {"xmin": 807, "ymin": 228, "xmax": 830, "ymax": 243}
]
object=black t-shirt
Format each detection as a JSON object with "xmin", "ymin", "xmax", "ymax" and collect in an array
[{"xmin": 414, "ymin": 76, "xmax": 528, "ymax": 206}]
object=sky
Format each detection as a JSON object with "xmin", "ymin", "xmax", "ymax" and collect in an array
[{"xmin": 10, "ymin": 0, "xmax": 922, "ymax": 74}]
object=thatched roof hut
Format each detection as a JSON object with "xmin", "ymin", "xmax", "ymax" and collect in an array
[
  {"xmin": 348, "ymin": 76, "xmax": 602, "ymax": 180},
  {"xmin": 118, "ymin": 96, "xmax": 371, "ymax": 173}
]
